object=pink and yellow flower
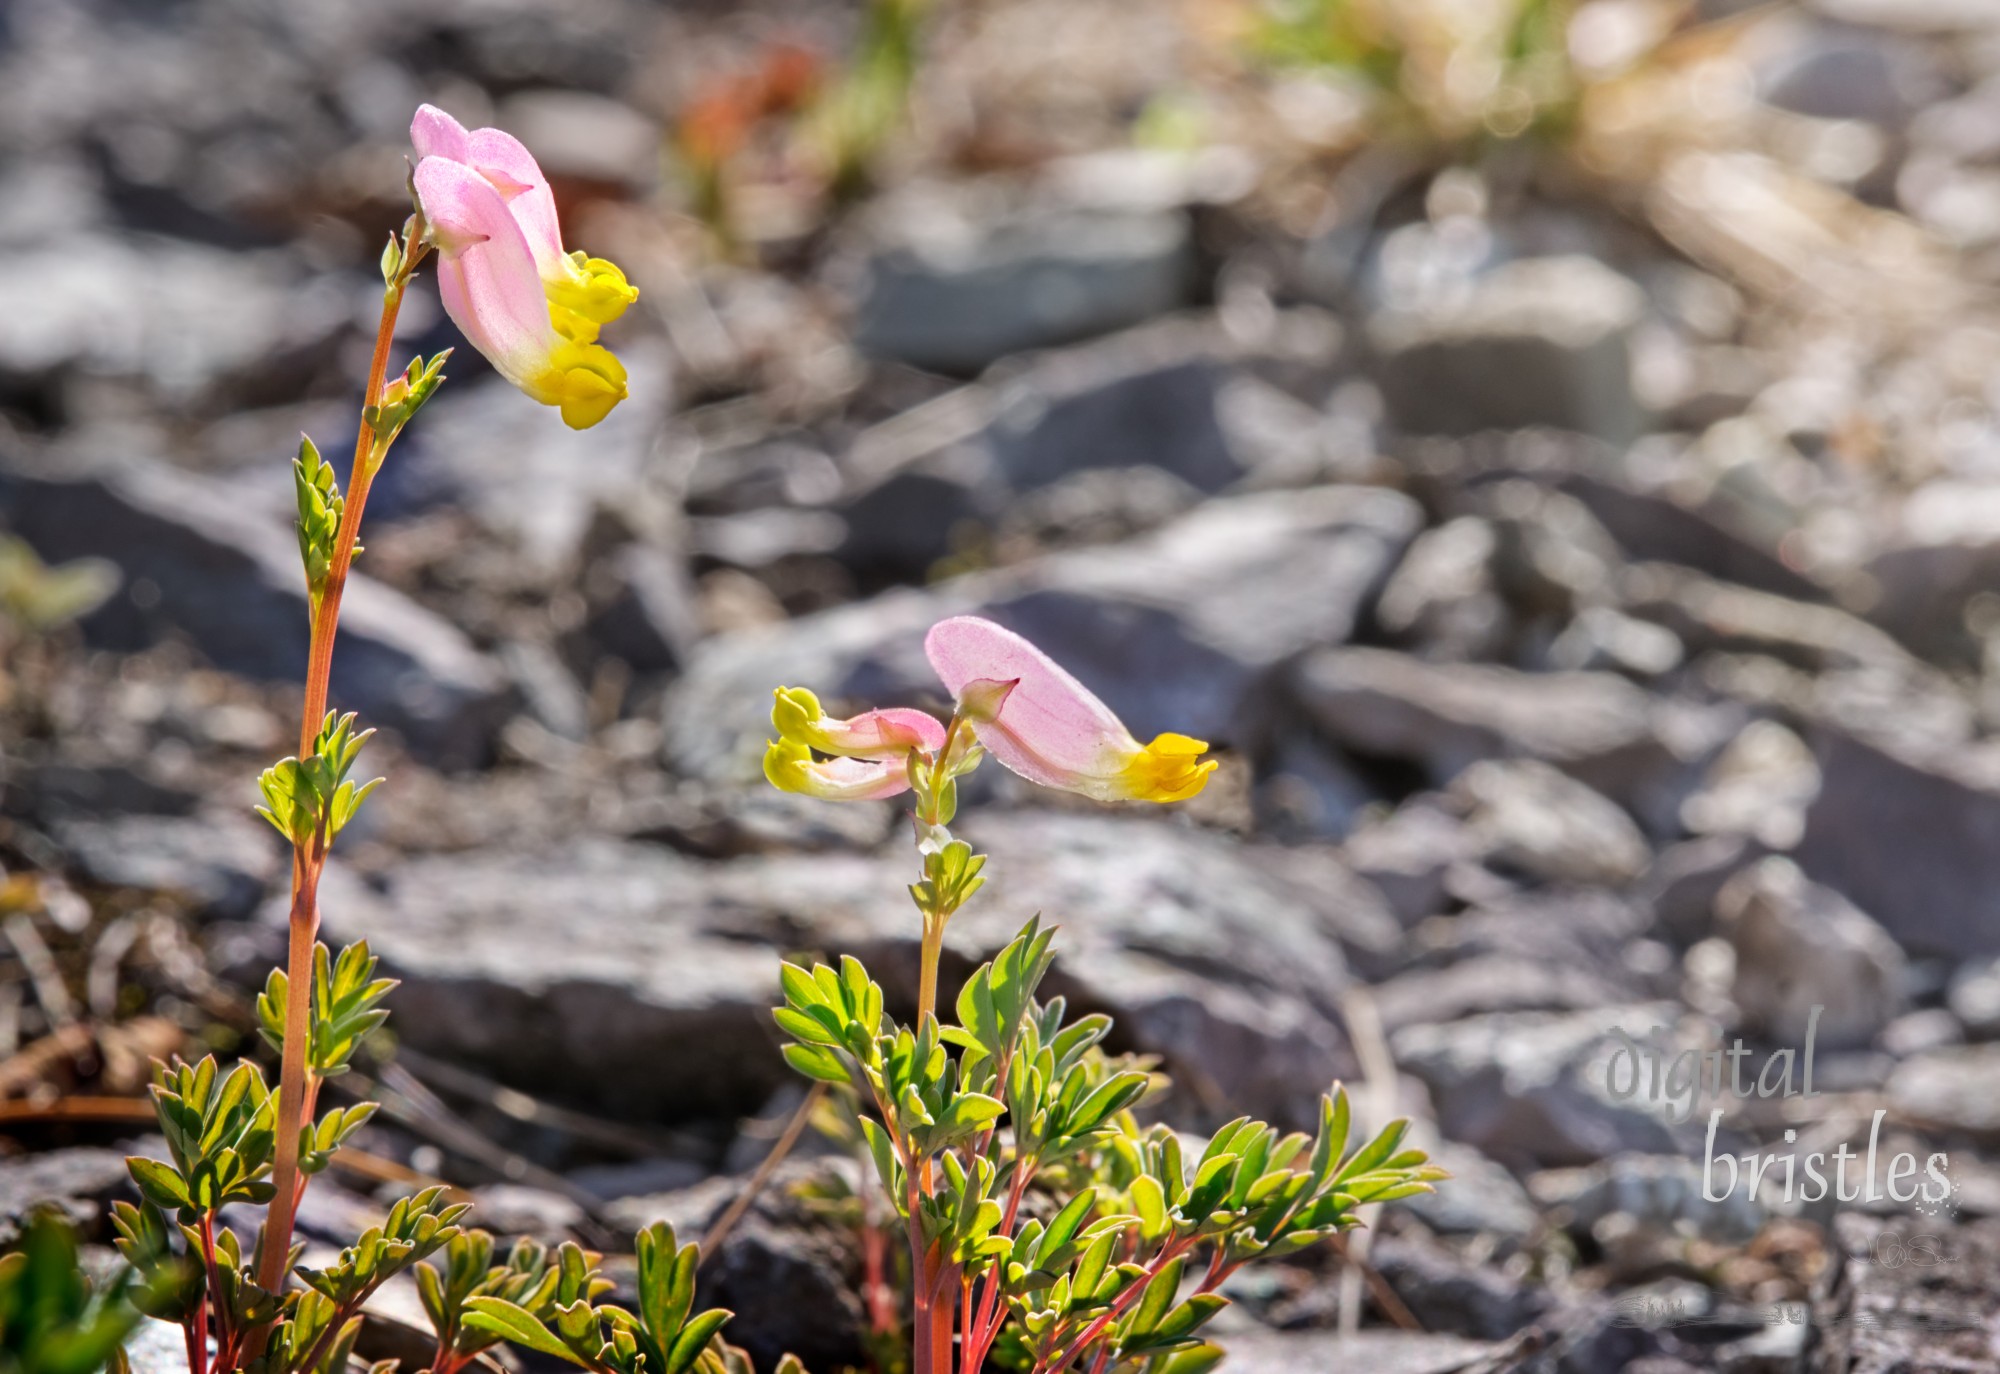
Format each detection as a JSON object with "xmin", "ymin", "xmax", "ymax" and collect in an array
[
  {"xmin": 763, "ymin": 688, "xmax": 948, "ymax": 801},
  {"xmin": 923, "ymin": 616, "xmax": 1215, "ymax": 803},
  {"xmin": 409, "ymin": 104, "xmax": 639, "ymax": 430}
]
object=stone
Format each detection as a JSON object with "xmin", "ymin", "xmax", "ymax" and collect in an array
[
  {"xmin": 0, "ymin": 235, "xmax": 348, "ymax": 409},
  {"xmin": 1888, "ymin": 1045, "xmax": 2000, "ymax": 1135},
  {"xmin": 1371, "ymin": 956, "xmax": 1638, "ymax": 1033},
  {"xmin": 499, "ymin": 640, "xmax": 591, "ymax": 742},
  {"xmin": 1390, "ymin": 1140, "xmax": 1540, "ymax": 1241},
  {"xmin": 851, "ymin": 207, "xmax": 1194, "ymax": 375},
  {"xmin": 1718, "ymin": 856, "xmax": 1904, "ymax": 1050},
  {"xmin": 1288, "ymin": 647, "xmax": 1727, "ymax": 833},
  {"xmin": 986, "ymin": 352, "xmax": 1240, "ymax": 496},
  {"xmin": 1862, "ymin": 479, "xmax": 2000, "ymax": 668},
  {"xmin": 1370, "ymin": 1230, "xmax": 1546, "ymax": 1338},
  {"xmin": 1447, "ymin": 759, "xmax": 1651, "ymax": 888},
  {"xmin": 1374, "ymin": 516, "xmax": 1510, "ymax": 660},
  {"xmin": 1369, "ymin": 256, "xmax": 1649, "ymax": 444},
  {"xmin": 579, "ymin": 543, "xmax": 702, "ymax": 674},
  {"xmin": 1218, "ymin": 1329, "xmax": 1495, "ymax": 1374},
  {"xmin": 1557, "ymin": 472, "xmax": 1828, "ymax": 603},
  {"xmin": 1531, "ymin": 1153, "xmax": 1765, "ymax": 1245},
  {"xmin": 1879, "ymin": 1007, "xmax": 1964, "ymax": 1057},
  {"xmin": 53, "ymin": 810, "xmax": 282, "ymax": 922},
  {"xmin": 1547, "ymin": 606, "xmax": 1684, "ymax": 679},
  {"xmin": 0, "ymin": 456, "xmax": 511, "ymax": 768},
  {"xmin": 1391, "ymin": 1005, "xmax": 1688, "ymax": 1171},
  {"xmin": 494, "ymin": 90, "xmax": 659, "ymax": 189},
  {"xmin": 468, "ymin": 1184, "xmax": 586, "ymax": 1243},
  {"xmin": 1793, "ymin": 721, "xmax": 2000, "ymax": 959},
  {"xmin": 0, "ymin": 1147, "xmax": 135, "ymax": 1241},
  {"xmin": 1677, "ymin": 721, "xmax": 1821, "ymax": 849},
  {"xmin": 1950, "ymin": 956, "xmax": 2000, "ymax": 1038},
  {"xmin": 317, "ymin": 810, "xmax": 1372, "ymax": 1128},
  {"xmin": 1341, "ymin": 799, "xmax": 1480, "ymax": 924},
  {"xmin": 835, "ymin": 458, "xmax": 995, "ymax": 586},
  {"xmin": 392, "ymin": 353, "xmax": 669, "ymax": 577},
  {"xmin": 1818, "ymin": 1213, "xmax": 2000, "ymax": 1374},
  {"xmin": 663, "ymin": 486, "xmax": 1420, "ymax": 781},
  {"xmin": 1644, "ymin": 833, "xmax": 1769, "ymax": 945}
]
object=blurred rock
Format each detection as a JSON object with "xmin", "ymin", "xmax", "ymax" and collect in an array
[
  {"xmin": 835, "ymin": 456, "xmax": 994, "ymax": 585},
  {"xmin": 53, "ymin": 810, "xmax": 280, "ymax": 922},
  {"xmin": 1719, "ymin": 856, "xmax": 1904, "ymax": 1048},
  {"xmin": 1818, "ymin": 1213, "xmax": 1999, "ymax": 1374},
  {"xmin": 1390, "ymin": 1140, "xmax": 1540, "ymax": 1241},
  {"xmin": 1879, "ymin": 1007, "xmax": 1963, "ymax": 1057},
  {"xmin": 1950, "ymin": 955, "xmax": 2000, "ymax": 1038},
  {"xmin": 1371, "ymin": 1230, "xmax": 1546, "ymax": 1339},
  {"xmin": 1888, "ymin": 1045, "xmax": 2000, "ymax": 1134},
  {"xmin": 852, "ymin": 208, "xmax": 1194, "ymax": 375},
  {"xmin": 1644, "ymin": 833, "xmax": 1768, "ymax": 946},
  {"xmin": 398, "ymin": 353, "xmax": 669, "ymax": 577},
  {"xmin": 0, "ymin": 236, "xmax": 347, "ymax": 410},
  {"xmin": 0, "ymin": 1147, "xmax": 134, "ymax": 1241},
  {"xmin": 987, "ymin": 352, "xmax": 1239, "ymax": 495},
  {"xmin": 1678, "ymin": 721, "xmax": 1820, "ymax": 849},
  {"xmin": 1531, "ymin": 1154, "xmax": 1764, "ymax": 1245},
  {"xmin": 494, "ymin": 90, "xmax": 658, "ymax": 190},
  {"xmin": 664, "ymin": 485, "xmax": 1420, "ymax": 779},
  {"xmin": 1289, "ymin": 647, "xmax": 1728, "ymax": 833},
  {"xmin": 1863, "ymin": 479, "xmax": 2000, "ymax": 668},
  {"xmin": 1447, "ymin": 759, "xmax": 1651, "ymax": 888},
  {"xmin": 468, "ymin": 1184, "xmax": 586, "ymax": 1244},
  {"xmin": 1374, "ymin": 516, "xmax": 1509, "ymax": 660},
  {"xmin": 1342, "ymin": 799, "xmax": 1479, "ymax": 925},
  {"xmin": 500, "ymin": 640, "xmax": 590, "ymax": 742},
  {"xmin": 579, "ymin": 542, "xmax": 702, "ymax": 673},
  {"xmin": 0, "ymin": 457, "xmax": 511, "ymax": 767},
  {"xmin": 321, "ymin": 811, "xmax": 1372, "ymax": 1127},
  {"xmin": 1372, "ymin": 955, "xmax": 1636, "ymax": 1031},
  {"xmin": 1369, "ymin": 257, "xmax": 1649, "ymax": 444},
  {"xmin": 1794, "ymin": 722, "xmax": 2000, "ymax": 958},
  {"xmin": 1392, "ymin": 1005, "xmax": 1686, "ymax": 1171},
  {"xmin": 1218, "ymin": 1330, "xmax": 1495, "ymax": 1374},
  {"xmin": 1547, "ymin": 606, "xmax": 1684, "ymax": 678}
]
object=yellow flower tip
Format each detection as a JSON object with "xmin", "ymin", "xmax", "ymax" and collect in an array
[
  {"xmin": 1121, "ymin": 732, "xmax": 1217, "ymax": 803},
  {"xmin": 763, "ymin": 738, "xmax": 813, "ymax": 794},
  {"xmin": 531, "ymin": 338, "xmax": 629, "ymax": 429},
  {"xmin": 771, "ymin": 686, "xmax": 825, "ymax": 744}
]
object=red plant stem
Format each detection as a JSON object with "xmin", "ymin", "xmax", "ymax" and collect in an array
[
  {"xmin": 1034, "ymin": 1239, "xmax": 1193, "ymax": 1374},
  {"xmin": 184, "ymin": 1307, "xmax": 206, "ymax": 1374},
  {"xmin": 963, "ymin": 1164, "xmax": 1035, "ymax": 1370},
  {"xmin": 257, "ymin": 243, "xmax": 419, "ymax": 1299},
  {"xmin": 197, "ymin": 1211, "xmax": 228, "ymax": 1368}
]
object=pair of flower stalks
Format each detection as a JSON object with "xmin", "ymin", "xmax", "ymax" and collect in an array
[
  {"xmin": 106, "ymin": 107, "xmax": 791, "ymax": 1374},
  {"xmin": 763, "ymin": 622, "xmax": 1444, "ymax": 1374}
]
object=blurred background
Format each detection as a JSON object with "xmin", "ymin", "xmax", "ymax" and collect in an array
[{"xmin": 3, "ymin": 0, "xmax": 2000, "ymax": 1369}]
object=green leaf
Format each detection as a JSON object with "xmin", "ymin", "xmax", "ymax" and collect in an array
[
  {"xmin": 463, "ymin": 1297, "xmax": 590, "ymax": 1366},
  {"xmin": 665, "ymin": 1308, "xmax": 732, "ymax": 1374}
]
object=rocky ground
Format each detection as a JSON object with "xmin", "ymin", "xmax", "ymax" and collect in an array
[{"xmin": 9, "ymin": 0, "xmax": 2000, "ymax": 1370}]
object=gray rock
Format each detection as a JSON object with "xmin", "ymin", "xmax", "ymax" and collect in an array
[
  {"xmin": 663, "ymin": 486, "xmax": 1420, "ymax": 780},
  {"xmin": 1557, "ymin": 471, "xmax": 1829, "ymax": 602},
  {"xmin": 1391, "ymin": 1005, "xmax": 1687, "ymax": 1170},
  {"xmin": 53, "ymin": 810, "xmax": 281, "ymax": 922},
  {"xmin": 494, "ymin": 90, "xmax": 660, "ymax": 190},
  {"xmin": 1547, "ymin": 606, "xmax": 1684, "ymax": 679},
  {"xmin": 1718, "ymin": 857, "xmax": 1905, "ymax": 1050},
  {"xmin": 1818, "ymin": 1212, "xmax": 1998, "ymax": 1374},
  {"xmin": 1644, "ymin": 833, "xmax": 1769, "ymax": 945},
  {"xmin": 123, "ymin": 1320, "xmax": 191, "ymax": 1374},
  {"xmin": 579, "ymin": 541, "xmax": 701, "ymax": 675},
  {"xmin": 468, "ymin": 1184, "xmax": 587, "ymax": 1243},
  {"xmin": 1374, "ymin": 516, "xmax": 1510, "ymax": 660},
  {"xmin": 1288, "ymin": 648, "xmax": 1727, "ymax": 833},
  {"xmin": 835, "ymin": 458, "xmax": 995, "ymax": 585},
  {"xmin": 852, "ymin": 208, "xmax": 1194, "ymax": 375},
  {"xmin": 1949, "ymin": 956, "xmax": 2000, "ymax": 1038},
  {"xmin": 987, "ymin": 352, "xmax": 1239, "ymax": 495},
  {"xmin": 401, "ymin": 356, "xmax": 669, "ymax": 578},
  {"xmin": 1878, "ymin": 1007, "xmax": 1964, "ymax": 1057},
  {"xmin": 1219, "ymin": 1329, "xmax": 1495, "ymax": 1374},
  {"xmin": 0, "ymin": 1147, "xmax": 134, "ymax": 1241},
  {"xmin": 0, "ymin": 457, "xmax": 511, "ymax": 768},
  {"xmin": 1372, "ymin": 956, "xmax": 1637, "ymax": 1032},
  {"xmin": 1862, "ymin": 480, "xmax": 2000, "ymax": 668},
  {"xmin": 1369, "ymin": 256, "xmax": 1649, "ymax": 444},
  {"xmin": 1531, "ymin": 1153, "xmax": 1765, "ymax": 1245},
  {"xmin": 1888, "ymin": 1045, "xmax": 2000, "ymax": 1134},
  {"xmin": 1371, "ymin": 1230, "xmax": 1547, "ymax": 1338},
  {"xmin": 1622, "ymin": 563, "xmax": 1915, "ymax": 674},
  {"xmin": 499, "ymin": 640, "xmax": 591, "ymax": 742},
  {"xmin": 1447, "ymin": 759, "xmax": 1652, "ymax": 888},
  {"xmin": 317, "ymin": 810, "xmax": 1370, "ymax": 1127},
  {"xmin": 1793, "ymin": 722, "xmax": 2000, "ymax": 958},
  {"xmin": 1342, "ymin": 799, "xmax": 1480, "ymax": 924},
  {"xmin": 0, "ymin": 236, "xmax": 347, "ymax": 409},
  {"xmin": 1677, "ymin": 721, "xmax": 1821, "ymax": 850},
  {"xmin": 1390, "ymin": 1140, "xmax": 1540, "ymax": 1241}
]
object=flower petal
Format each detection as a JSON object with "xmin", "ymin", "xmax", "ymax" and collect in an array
[
  {"xmin": 773, "ymin": 687, "xmax": 947, "ymax": 759},
  {"xmin": 411, "ymin": 103, "xmax": 471, "ymax": 162},
  {"xmin": 464, "ymin": 125, "xmax": 567, "ymax": 279},
  {"xmin": 924, "ymin": 615, "xmax": 1213, "ymax": 803},
  {"xmin": 414, "ymin": 156, "xmax": 560, "ymax": 391},
  {"xmin": 764, "ymin": 739, "xmax": 912, "ymax": 801}
]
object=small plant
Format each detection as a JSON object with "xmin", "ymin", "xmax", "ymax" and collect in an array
[
  {"xmin": 0, "ymin": 1211, "xmax": 153, "ymax": 1374},
  {"xmin": 763, "ymin": 617, "xmax": 1444, "ymax": 1373}
]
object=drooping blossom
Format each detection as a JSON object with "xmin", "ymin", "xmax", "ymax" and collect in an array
[
  {"xmin": 923, "ymin": 616, "xmax": 1215, "ymax": 803},
  {"xmin": 763, "ymin": 688, "xmax": 947, "ymax": 800},
  {"xmin": 409, "ymin": 104, "xmax": 639, "ymax": 429}
]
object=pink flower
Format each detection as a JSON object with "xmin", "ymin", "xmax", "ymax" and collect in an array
[
  {"xmin": 409, "ymin": 104, "xmax": 639, "ymax": 429},
  {"xmin": 923, "ymin": 616, "xmax": 1215, "ymax": 803},
  {"xmin": 763, "ymin": 687, "xmax": 948, "ymax": 801}
]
